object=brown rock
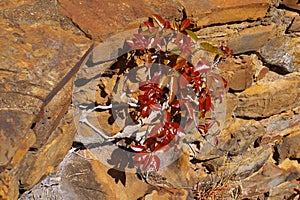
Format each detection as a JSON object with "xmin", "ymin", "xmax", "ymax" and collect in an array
[
  {"xmin": 18, "ymin": 104, "xmax": 76, "ymax": 190},
  {"xmin": 234, "ymin": 74, "xmax": 300, "ymax": 118},
  {"xmin": 288, "ymin": 15, "xmax": 300, "ymax": 32},
  {"xmin": 220, "ymin": 118, "xmax": 266, "ymax": 154},
  {"xmin": 0, "ymin": 0, "xmax": 36, "ymax": 10},
  {"xmin": 59, "ymin": 0, "xmax": 182, "ymax": 41},
  {"xmin": 219, "ymin": 55, "xmax": 256, "ymax": 91},
  {"xmin": 282, "ymin": 0, "xmax": 300, "ymax": 11},
  {"xmin": 239, "ymin": 161, "xmax": 298, "ymax": 199},
  {"xmin": 180, "ymin": 0, "xmax": 271, "ymax": 27},
  {"xmin": 0, "ymin": 170, "xmax": 10, "ymax": 200},
  {"xmin": 261, "ymin": 107, "xmax": 300, "ymax": 145},
  {"xmin": 259, "ymin": 36, "xmax": 300, "ymax": 73},
  {"xmin": 278, "ymin": 132, "xmax": 300, "ymax": 162},
  {"xmin": 227, "ymin": 24, "xmax": 275, "ymax": 54},
  {"xmin": 0, "ymin": 1, "xmax": 91, "ymax": 198},
  {"xmin": 20, "ymin": 149, "xmax": 150, "ymax": 200},
  {"xmin": 0, "ymin": 110, "xmax": 36, "ymax": 167},
  {"xmin": 268, "ymin": 179, "xmax": 300, "ymax": 199},
  {"xmin": 142, "ymin": 189, "xmax": 189, "ymax": 200}
]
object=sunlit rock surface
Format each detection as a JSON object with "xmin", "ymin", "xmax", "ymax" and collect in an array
[{"xmin": 0, "ymin": 0, "xmax": 299, "ymax": 199}]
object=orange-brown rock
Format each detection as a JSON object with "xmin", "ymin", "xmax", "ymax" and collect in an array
[
  {"xmin": 19, "ymin": 149, "xmax": 150, "ymax": 200},
  {"xmin": 261, "ymin": 106, "xmax": 300, "ymax": 145},
  {"xmin": 239, "ymin": 161, "xmax": 299, "ymax": 199},
  {"xmin": 0, "ymin": 0, "xmax": 36, "ymax": 9},
  {"xmin": 219, "ymin": 55, "xmax": 256, "ymax": 91},
  {"xmin": 59, "ymin": 0, "xmax": 182, "ymax": 41},
  {"xmin": 234, "ymin": 73, "xmax": 300, "ymax": 118},
  {"xmin": 2, "ymin": 0, "xmax": 300, "ymax": 199},
  {"xmin": 260, "ymin": 36, "xmax": 300, "ymax": 72},
  {"xmin": 0, "ymin": 1, "xmax": 91, "ymax": 199},
  {"xmin": 282, "ymin": 0, "xmax": 300, "ymax": 11},
  {"xmin": 288, "ymin": 15, "xmax": 300, "ymax": 32},
  {"xmin": 228, "ymin": 24, "xmax": 275, "ymax": 54},
  {"xmin": 180, "ymin": 0, "xmax": 271, "ymax": 27}
]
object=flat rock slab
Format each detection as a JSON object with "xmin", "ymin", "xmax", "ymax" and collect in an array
[
  {"xmin": 60, "ymin": 0, "xmax": 271, "ymax": 41},
  {"xmin": 59, "ymin": 0, "xmax": 183, "ymax": 41},
  {"xmin": 181, "ymin": 0, "xmax": 271, "ymax": 27},
  {"xmin": 0, "ymin": 1, "xmax": 91, "ymax": 198},
  {"xmin": 0, "ymin": 16, "xmax": 90, "ymax": 165}
]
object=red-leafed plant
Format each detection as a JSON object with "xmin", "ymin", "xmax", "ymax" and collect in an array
[
  {"xmin": 80, "ymin": 9, "xmax": 231, "ymax": 175},
  {"xmin": 123, "ymin": 11, "xmax": 231, "ymax": 172}
]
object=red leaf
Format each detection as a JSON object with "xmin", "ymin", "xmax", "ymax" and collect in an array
[
  {"xmin": 205, "ymin": 95, "xmax": 212, "ymax": 111},
  {"xmin": 133, "ymin": 153, "xmax": 148, "ymax": 165},
  {"xmin": 141, "ymin": 154, "xmax": 152, "ymax": 171},
  {"xmin": 150, "ymin": 102, "xmax": 161, "ymax": 111},
  {"xmin": 144, "ymin": 21, "xmax": 154, "ymax": 28},
  {"xmin": 141, "ymin": 105, "xmax": 150, "ymax": 118},
  {"xmin": 164, "ymin": 20, "xmax": 171, "ymax": 29},
  {"xmin": 149, "ymin": 123, "xmax": 163, "ymax": 137},
  {"xmin": 151, "ymin": 14, "xmax": 165, "ymax": 28},
  {"xmin": 171, "ymin": 100, "xmax": 182, "ymax": 108},
  {"xmin": 152, "ymin": 155, "xmax": 160, "ymax": 171},
  {"xmin": 131, "ymin": 145, "xmax": 145, "ymax": 152},
  {"xmin": 180, "ymin": 19, "xmax": 190, "ymax": 31}
]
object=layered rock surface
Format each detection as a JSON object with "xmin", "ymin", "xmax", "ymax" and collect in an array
[{"xmin": 0, "ymin": 0, "xmax": 299, "ymax": 200}]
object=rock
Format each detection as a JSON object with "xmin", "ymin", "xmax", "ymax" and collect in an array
[
  {"xmin": 268, "ymin": 180, "xmax": 300, "ymax": 199},
  {"xmin": 227, "ymin": 24, "xmax": 275, "ymax": 54},
  {"xmin": 19, "ymin": 149, "xmax": 150, "ymax": 200},
  {"xmin": 18, "ymin": 107, "xmax": 77, "ymax": 190},
  {"xmin": 281, "ymin": 0, "xmax": 300, "ymax": 11},
  {"xmin": 219, "ymin": 55, "xmax": 256, "ymax": 91},
  {"xmin": 224, "ymin": 93, "xmax": 238, "ymax": 122},
  {"xmin": 0, "ymin": 110, "xmax": 36, "ymax": 167},
  {"xmin": 59, "ymin": 0, "xmax": 182, "ymax": 41},
  {"xmin": 142, "ymin": 189, "xmax": 189, "ymax": 200},
  {"xmin": 239, "ymin": 161, "xmax": 299, "ymax": 199},
  {"xmin": 0, "ymin": 0, "xmax": 36, "ymax": 9},
  {"xmin": 234, "ymin": 73, "xmax": 300, "ymax": 118},
  {"xmin": 261, "ymin": 106, "xmax": 300, "ymax": 145},
  {"xmin": 180, "ymin": 0, "xmax": 271, "ymax": 27},
  {"xmin": 259, "ymin": 36, "xmax": 300, "ymax": 73},
  {"xmin": 277, "ymin": 132, "xmax": 300, "ymax": 163},
  {"xmin": 0, "ymin": 1, "xmax": 91, "ymax": 199},
  {"xmin": 220, "ymin": 118, "xmax": 266, "ymax": 155},
  {"xmin": 288, "ymin": 15, "xmax": 300, "ymax": 32}
]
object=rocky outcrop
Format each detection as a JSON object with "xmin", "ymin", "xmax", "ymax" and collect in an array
[
  {"xmin": 0, "ymin": 0, "xmax": 299, "ymax": 200},
  {"xmin": 0, "ymin": 1, "xmax": 91, "ymax": 199}
]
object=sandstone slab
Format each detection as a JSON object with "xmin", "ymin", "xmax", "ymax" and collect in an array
[
  {"xmin": 0, "ymin": 1, "xmax": 91, "ymax": 199},
  {"xmin": 19, "ymin": 149, "xmax": 150, "ymax": 200},
  {"xmin": 180, "ymin": 0, "xmax": 271, "ymax": 27},
  {"xmin": 219, "ymin": 55, "xmax": 256, "ymax": 91},
  {"xmin": 288, "ymin": 15, "xmax": 300, "ymax": 32},
  {"xmin": 59, "ymin": 0, "xmax": 182, "ymax": 41},
  {"xmin": 261, "ymin": 107, "xmax": 300, "ymax": 145},
  {"xmin": 239, "ymin": 161, "xmax": 299, "ymax": 199},
  {"xmin": 0, "ymin": 0, "xmax": 36, "ymax": 10},
  {"xmin": 282, "ymin": 0, "xmax": 300, "ymax": 11},
  {"xmin": 260, "ymin": 36, "xmax": 300, "ymax": 73},
  {"xmin": 234, "ymin": 73, "xmax": 300, "ymax": 118},
  {"xmin": 228, "ymin": 24, "xmax": 275, "ymax": 54}
]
